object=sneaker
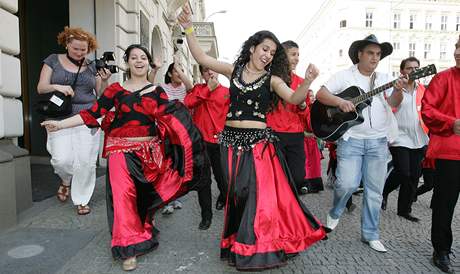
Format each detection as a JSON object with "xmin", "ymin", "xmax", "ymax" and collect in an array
[
  {"xmin": 433, "ymin": 251, "xmax": 455, "ymax": 273},
  {"xmin": 299, "ymin": 186, "xmax": 309, "ymax": 195},
  {"xmin": 326, "ymin": 213, "xmax": 339, "ymax": 231},
  {"xmin": 171, "ymin": 200, "xmax": 183, "ymax": 209},
  {"xmin": 161, "ymin": 204, "xmax": 174, "ymax": 215},
  {"xmin": 364, "ymin": 240, "xmax": 387, "ymax": 253}
]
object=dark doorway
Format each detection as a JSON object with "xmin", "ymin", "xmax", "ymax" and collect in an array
[{"xmin": 18, "ymin": 0, "xmax": 69, "ymax": 156}]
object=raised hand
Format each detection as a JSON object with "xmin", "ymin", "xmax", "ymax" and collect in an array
[
  {"xmin": 304, "ymin": 63, "xmax": 319, "ymax": 83},
  {"xmin": 173, "ymin": 55, "xmax": 183, "ymax": 71},
  {"xmin": 98, "ymin": 67, "xmax": 111, "ymax": 81},
  {"xmin": 178, "ymin": 3, "xmax": 192, "ymax": 29},
  {"xmin": 207, "ymin": 75, "xmax": 219, "ymax": 91},
  {"xmin": 151, "ymin": 57, "xmax": 162, "ymax": 70}
]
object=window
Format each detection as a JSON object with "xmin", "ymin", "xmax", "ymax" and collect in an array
[
  {"xmin": 456, "ymin": 14, "xmax": 460, "ymax": 31},
  {"xmin": 409, "ymin": 14, "xmax": 416, "ymax": 29},
  {"xmin": 441, "ymin": 15, "xmax": 448, "ymax": 30},
  {"xmin": 393, "ymin": 42, "xmax": 400, "ymax": 51},
  {"xmin": 392, "ymin": 70, "xmax": 400, "ymax": 78},
  {"xmin": 425, "ymin": 14, "xmax": 432, "ymax": 30},
  {"xmin": 139, "ymin": 11, "xmax": 149, "ymax": 49},
  {"xmin": 366, "ymin": 12, "xmax": 373, "ymax": 28},
  {"xmin": 424, "ymin": 43, "xmax": 431, "ymax": 59},
  {"xmin": 393, "ymin": 13, "xmax": 401, "ymax": 29},
  {"xmin": 340, "ymin": 20, "xmax": 347, "ymax": 28},
  {"xmin": 339, "ymin": 49, "xmax": 343, "ymax": 57},
  {"xmin": 440, "ymin": 43, "xmax": 447, "ymax": 59},
  {"xmin": 409, "ymin": 43, "xmax": 416, "ymax": 57}
]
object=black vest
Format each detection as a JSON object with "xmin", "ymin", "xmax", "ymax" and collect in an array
[{"xmin": 226, "ymin": 65, "xmax": 271, "ymax": 123}]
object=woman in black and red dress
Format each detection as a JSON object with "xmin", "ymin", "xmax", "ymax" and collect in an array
[
  {"xmin": 41, "ymin": 44, "xmax": 206, "ymax": 271},
  {"xmin": 178, "ymin": 5, "xmax": 326, "ymax": 271}
]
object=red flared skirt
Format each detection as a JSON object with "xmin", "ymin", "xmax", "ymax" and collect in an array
[
  {"xmin": 104, "ymin": 102, "xmax": 208, "ymax": 260},
  {"xmin": 219, "ymin": 127, "xmax": 326, "ymax": 270},
  {"xmin": 303, "ymin": 136, "xmax": 324, "ymax": 191}
]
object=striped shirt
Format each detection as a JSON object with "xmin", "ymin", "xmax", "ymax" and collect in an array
[{"xmin": 160, "ymin": 83, "xmax": 187, "ymax": 102}]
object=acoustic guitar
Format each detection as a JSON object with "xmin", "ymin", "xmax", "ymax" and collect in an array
[{"xmin": 310, "ymin": 64, "xmax": 437, "ymax": 141}]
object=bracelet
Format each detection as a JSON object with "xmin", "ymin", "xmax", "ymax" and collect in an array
[{"xmin": 184, "ymin": 26, "xmax": 194, "ymax": 35}]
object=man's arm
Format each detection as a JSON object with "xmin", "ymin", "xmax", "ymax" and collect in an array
[{"xmin": 316, "ymin": 86, "xmax": 355, "ymax": 113}]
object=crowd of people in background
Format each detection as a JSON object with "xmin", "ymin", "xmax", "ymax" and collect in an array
[{"xmin": 38, "ymin": 3, "xmax": 460, "ymax": 273}]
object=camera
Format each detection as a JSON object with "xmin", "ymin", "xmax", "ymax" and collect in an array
[{"xmin": 95, "ymin": 51, "xmax": 119, "ymax": 73}]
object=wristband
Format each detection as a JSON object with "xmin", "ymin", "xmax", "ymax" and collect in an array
[{"xmin": 184, "ymin": 26, "xmax": 194, "ymax": 35}]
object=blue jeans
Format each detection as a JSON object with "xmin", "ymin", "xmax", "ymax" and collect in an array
[{"xmin": 329, "ymin": 137, "xmax": 389, "ymax": 241}]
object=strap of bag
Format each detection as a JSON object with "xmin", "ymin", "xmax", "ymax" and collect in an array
[
  {"xmin": 70, "ymin": 60, "xmax": 84, "ymax": 89},
  {"xmin": 367, "ymin": 72, "xmax": 377, "ymax": 128}
]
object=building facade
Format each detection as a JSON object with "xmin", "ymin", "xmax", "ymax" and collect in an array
[
  {"xmin": 0, "ymin": 0, "xmax": 219, "ymax": 230},
  {"xmin": 297, "ymin": 0, "xmax": 460, "ymax": 89}
]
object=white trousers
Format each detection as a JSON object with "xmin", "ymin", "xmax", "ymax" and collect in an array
[{"xmin": 46, "ymin": 125, "xmax": 100, "ymax": 206}]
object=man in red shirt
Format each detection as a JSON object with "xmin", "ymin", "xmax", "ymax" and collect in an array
[
  {"xmin": 266, "ymin": 40, "xmax": 309, "ymax": 194},
  {"xmin": 184, "ymin": 66, "xmax": 230, "ymax": 230},
  {"xmin": 422, "ymin": 34, "xmax": 460, "ymax": 273}
]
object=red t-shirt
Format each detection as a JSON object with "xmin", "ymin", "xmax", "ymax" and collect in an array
[
  {"xmin": 184, "ymin": 83, "xmax": 230, "ymax": 143},
  {"xmin": 266, "ymin": 72, "xmax": 308, "ymax": 133}
]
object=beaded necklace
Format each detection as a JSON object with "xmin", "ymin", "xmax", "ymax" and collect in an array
[{"xmin": 232, "ymin": 64, "xmax": 270, "ymax": 93}]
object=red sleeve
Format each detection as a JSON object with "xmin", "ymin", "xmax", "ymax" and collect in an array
[
  {"xmin": 184, "ymin": 84, "xmax": 210, "ymax": 109},
  {"xmin": 421, "ymin": 73, "xmax": 456, "ymax": 136},
  {"xmin": 80, "ymin": 83, "xmax": 119, "ymax": 128}
]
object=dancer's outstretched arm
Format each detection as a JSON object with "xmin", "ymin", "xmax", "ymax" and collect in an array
[{"xmin": 178, "ymin": 3, "xmax": 233, "ymax": 79}]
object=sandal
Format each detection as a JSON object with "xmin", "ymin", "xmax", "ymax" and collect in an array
[
  {"xmin": 122, "ymin": 256, "xmax": 137, "ymax": 271},
  {"xmin": 56, "ymin": 183, "xmax": 70, "ymax": 202},
  {"xmin": 77, "ymin": 204, "xmax": 91, "ymax": 215}
]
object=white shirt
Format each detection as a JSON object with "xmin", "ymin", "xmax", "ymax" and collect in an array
[
  {"xmin": 323, "ymin": 65, "xmax": 394, "ymax": 140},
  {"xmin": 161, "ymin": 83, "xmax": 187, "ymax": 102},
  {"xmin": 391, "ymin": 84, "xmax": 429, "ymax": 148}
]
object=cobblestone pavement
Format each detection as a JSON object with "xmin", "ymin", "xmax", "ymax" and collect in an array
[{"xmin": 1, "ymin": 155, "xmax": 459, "ymax": 274}]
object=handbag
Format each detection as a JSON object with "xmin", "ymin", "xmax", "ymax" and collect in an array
[{"xmin": 35, "ymin": 61, "xmax": 83, "ymax": 118}]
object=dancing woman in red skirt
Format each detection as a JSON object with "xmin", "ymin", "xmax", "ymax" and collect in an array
[
  {"xmin": 42, "ymin": 44, "xmax": 207, "ymax": 271},
  {"xmin": 178, "ymin": 4, "xmax": 326, "ymax": 271}
]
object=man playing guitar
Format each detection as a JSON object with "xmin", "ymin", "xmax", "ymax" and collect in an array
[{"xmin": 315, "ymin": 34, "xmax": 405, "ymax": 253}]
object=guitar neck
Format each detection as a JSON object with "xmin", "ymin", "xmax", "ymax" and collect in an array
[{"xmin": 351, "ymin": 79, "xmax": 398, "ymax": 105}]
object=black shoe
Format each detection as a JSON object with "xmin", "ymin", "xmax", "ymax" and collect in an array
[
  {"xmin": 433, "ymin": 251, "xmax": 455, "ymax": 273},
  {"xmin": 198, "ymin": 219, "xmax": 212, "ymax": 230},
  {"xmin": 215, "ymin": 200, "xmax": 225, "ymax": 211},
  {"xmin": 346, "ymin": 203, "xmax": 356, "ymax": 213},
  {"xmin": 397, "ymin": 213, "xmax": 420, "ymax": 222},
  {"xmin": 307, "ymin": 189, "xmax": 320, "ymax": 194},
  {"xmin": 381, "ymin": 197, "xmax": 387, "ymax": 210},
  {"xmin": 298, "ymin": 186, "xmax": 309, "ymax": 195}
]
